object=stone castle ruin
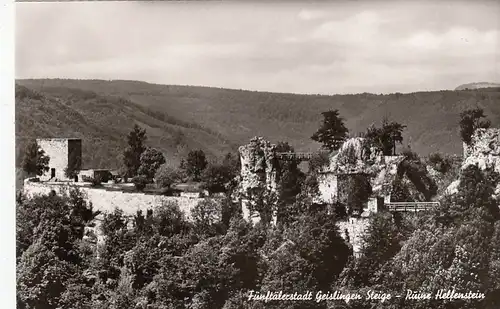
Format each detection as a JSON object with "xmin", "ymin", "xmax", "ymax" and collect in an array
[
  {"xmin": 236, "ymin": 135, "xmax": 442, "ymax": 254},
  {"xmin": 25, "ymin": 138, "xmax": 205, "ymax": 219},
  {"xmin": 448, "ymin": 128, "xmax": 500, "ymax": 197},
  {"xmin": 37, "ymin": 138, "xmax": 82, "ymax": 181},
  {"xmin": 236, "ymin": 135, "xmax": 436, "ymax": 219},
  {"xmin": 26, "ymin": 128, "xmax": 500, "ymax": 256}
]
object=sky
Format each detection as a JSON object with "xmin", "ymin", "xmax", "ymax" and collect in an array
[{"xmin": 15, "ymin": 1, "xmax": 500, "ymax": 95}]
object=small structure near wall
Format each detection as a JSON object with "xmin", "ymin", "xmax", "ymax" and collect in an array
[
  {"xmin": 78, "ymin": 169, "xmax": 111, "ymax": 183},
  {"xmin": 367, "ymin": 196, "xmax": 384, "ymax": 213},
  {"xmin": 37, "ymin": 138, "xmax": 82, "ymax": 181}
]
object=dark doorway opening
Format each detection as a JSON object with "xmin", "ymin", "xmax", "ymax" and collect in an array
[{"xmin": 51, "ymin": 168, "xmax": 56, "ymax": 178}]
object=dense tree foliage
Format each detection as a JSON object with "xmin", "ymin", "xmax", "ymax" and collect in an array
[
  {"xmin": 16, "ymin": 160, "xmax": 500, "ymax": 309},
  {"xmin": 365, "ymin": 118, "xmax": 406, "ymax": 156},
  {"xmin": 15, "ymin": 104, "xmax": 500, "ymax": 309},
  {"xmin": 21, "ymin": 140, "xmax": 50, "ymax": 177},
  {"xmin": 337, "ymin": 165, "xmax": 500, "ymax": 309},
  {"xmin": 201, "ymin": 153, "xmax": 239, "ymax": 194},
  {"xmin": 273, "ymin": 142, "xmax": 306, "ymax": 225},
  {"xmin": 131, "ymin": 175, "xmax": 148, "ymax": 191},
  {"xmin": 427, "ymin": 152, "xmax": 453, "ymax": 174},
  {"xmin": 154, "ymin": 163, "xmax": 182, "ymax": 188},
  {"xmin": 183, "ymin": 149, "xmax": 208, "ymax": 181},
  {"xmin": 311, "ymin": 110, "xmax": 349, "ymax": 151},
  {"xmin": 308, "ymin": 151, "xmax": 330, "ymax": 174},
  {"xmin": 123, "ymin": 124, "xmax": 147, "ymax": 178},
  {"xmin": 459, "ymin": 107, "xmax": 491, "ymax": 145},
  {"xmin": 17, "ymin": 189, "xmax": 98, "ymax": 309},
  {"xmin": 137, "ymin": 147, "xmax": 165, "ymax": 180}
]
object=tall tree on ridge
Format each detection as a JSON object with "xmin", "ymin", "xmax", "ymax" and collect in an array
[
  {"xmin": 311, "ymin": 110, "xmax": 349, "ymax": 151},
  {"xmin": 184, "ymin": 149, "xmax": 208, "ymax": 181},
  {"xmin": 365, "ymin": 118, "xmax": 406, "ymax": 156},
  {"xmin": 123, "ymin": 124, "xmax": 147, "ymax": 178}
]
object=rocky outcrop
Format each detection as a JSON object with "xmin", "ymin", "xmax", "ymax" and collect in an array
[
  {"xmin": 236, "ymin": 137, "xmax": 280, "ymax": 223},
  {"xmin": 462, "ymin": 128, "xmax": 500, "ymax": 174},
  {"xmin": 317, "ymin": 137, "xmax": 405, "ymax": 204},
  {"xmin": 237, "ymin": 137, "xmax": 278, "ymax": 196},
  {"xmin": 323, "ymin": 137, "xmax": 382, "ymax": 175},
  {"xmin": 458, "ymin": 128, "xmax": 500, "ymax": 197}
]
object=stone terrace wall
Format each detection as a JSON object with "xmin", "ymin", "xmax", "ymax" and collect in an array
[{"xmin": 24, "ymin": 182, "xmax": 204, "ymax": 219}]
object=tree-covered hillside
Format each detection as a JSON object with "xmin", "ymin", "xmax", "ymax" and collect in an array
[
  {"xmin": 17, "ymin": 79, "xmax": 500, "ymax": 159},
  {"xmin": 15, "ymin": 84, "xmax": 236, "ymax": 169}
]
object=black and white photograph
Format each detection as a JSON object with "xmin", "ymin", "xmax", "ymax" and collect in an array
[{"xmin": 12, "ymin": 1, "xmax": 500, "ymax": 308}]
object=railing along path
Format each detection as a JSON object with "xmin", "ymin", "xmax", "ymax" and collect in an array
[
  {"xmin": 275, "ymin": 152, "xmax": 314, "ymax": 161},
  {"xmin": 385, "ymin": 202, "xmax": 440, "ymax": 212}
]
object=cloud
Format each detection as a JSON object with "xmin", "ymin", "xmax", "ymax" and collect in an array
[
  {"xmin": 297, "ymin": 9, "xmax": 327, "ymax": 21},
  {"xmin": 15, "ymin": 1, "xmax": 500, "ymax": 95},
  {"xmin": 311, "ymin": 10, "xmax": 384, "ymax": 44}
]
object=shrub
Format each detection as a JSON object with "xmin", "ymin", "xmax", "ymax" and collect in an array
[
  {"xmin": 132, "ymin": 175, "xmax": 149, "ymax": 191},
  {"xmin": 183, "ymin": 150, "xmax": 208, "ymax": 181},
  {"xmin": 191, "ymin": 199, "xmax": 223, "ymax": 237},
  {"xmin": 154, "ymin": 164, "xmax": 181, "ymax": 189},
  {"xmin": 459, "ymin": 107, "xmax": 490, "ymax": 145},
  {"xmin": 90, "ymin": 175, "xmax": 103, "ymax": 187},
  {"xmin": 201, "ymin": 163, "xmax": 234, "ymax": 194},
  {"xmin": 365, "ymin": 118, "xmax": 406, "ymax": 155},
  {"xmin": 137, "ymin": 147, "xmax": 166, "ymax": 180},
  {"xmin": 308, "ymin": 151, "xmax": 330, "ymax": 174},
  {"xmin": 427, "ymin": 152, "xmax": 452, "ymax": 174},
  {"xmin": 21, "ymin": 140, "xmax": 50, "ymax": 177}
]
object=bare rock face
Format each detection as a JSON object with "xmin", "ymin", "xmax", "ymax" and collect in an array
[
  {"xmin": 462, "ymin": 128, "xmax": 500, "ymax": 173},
  {"xmin": 318, "ymin": 137, "xmax": 405, "ymax": 204},
  {"xmin": 460, "ymin": 128, "xmax": 500, "ymax": 197},
  {"xmin": 237, "ymin": 136, "xmax": 278, "ymax": 197}
]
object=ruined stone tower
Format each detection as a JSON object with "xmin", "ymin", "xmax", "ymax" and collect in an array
[{"xmin": 37, "ymin": 138, "xmax": 82, "ymax": 181}]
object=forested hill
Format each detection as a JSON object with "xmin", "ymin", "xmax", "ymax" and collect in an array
[
  {"xmin": 16, "ymin": 79, "xmax": 500, "ymax": 168},
  {"xmin": 15, "ymin": 84, "xmax": 236, "ymax": 169}
]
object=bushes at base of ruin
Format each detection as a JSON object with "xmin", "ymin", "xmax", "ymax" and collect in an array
[{"xmin": 132, "ymin": 175, "xmax": 149, "ymax": 191}]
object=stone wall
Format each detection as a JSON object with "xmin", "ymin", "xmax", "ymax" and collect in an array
[
  {"xmin": 23, "ymin": 181, "xmax": 204, "ymax": 218},
  {"xmin": 336, "ymin": 217, "xmax": 370, "ymax": 257},
  {"xmin": 317, "ymin": 173, "xmax": 338, "ymax": 204}
]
